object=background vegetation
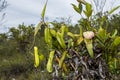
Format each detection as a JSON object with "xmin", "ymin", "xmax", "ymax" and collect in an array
[{"xmin": 0, "ymin": 12, "xmax": 120, "ymax": 79}]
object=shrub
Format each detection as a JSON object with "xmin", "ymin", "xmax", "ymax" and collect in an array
[{"xmin": 34, "ymin": 0, "xmax": 120, "ymax": 79}]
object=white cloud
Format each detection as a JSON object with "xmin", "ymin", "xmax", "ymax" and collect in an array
[{"xmin": 2, "ymin": 0, "xmax": 79, "ymax": 30}]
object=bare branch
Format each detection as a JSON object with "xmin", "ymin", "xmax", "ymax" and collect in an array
[
  {"xmin": 93, "ymin": 0, "xmax": 106, "ymax": 13},
  {"xmin": 0, "ymin": 0, "xmax": 8, "ymax": 25},
  {"xmin": 0, "ymin": 0, "xmax": 8, "ymax": 12}
]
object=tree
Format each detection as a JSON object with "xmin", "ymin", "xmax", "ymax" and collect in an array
[
  {"xmin": 9, "ymin": 24, "xmax": 34, "ymax": 53},
  {"xmin": 85, "ymin": 0, "xmax": 120, "ymax": 14}
]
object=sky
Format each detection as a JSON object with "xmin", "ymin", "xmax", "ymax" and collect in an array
[
  {"xmin": 0, "ymin": 0, "xmax": 79, "ymax": 33},
  {"xmin": 0, "ymin": 0, "xmax": 120, "ymax": 33}
]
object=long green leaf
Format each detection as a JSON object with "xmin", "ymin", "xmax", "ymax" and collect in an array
[
  {"xmin": 113, "ymin": 37, "xmax": 120, "ymax": 46},
  {"xmin": 79, "ymin": 3, "xmax": 83, "ymax": 14},
  {"xmin": 71, "ymin": 4, "xmax": 80, "ymax": 14},
  {"xmin": 68, "ymin": 39, "xmax": 74, "ymax": 48},
  {"xmin": 84, "ymin": 3, "xmax": 92, "ymax": 18},
  {"xmin": 109, "ymin": 36, "xmax": 120, "ymax": 51},
  {"xmin": 80, "ymin": 25, "xmax": 83, "ymax": 36},
  {"xmin": 41, "ymin": 0, "xmax": 48, "ymax": 20},
  {"xmin": 34, "ymin": 22, "xmax": 43, "ymax": 37},
  {"xmin": 108, "ymin": 5, "xmax": 120, "ymax": 14},
  {"xmin": 76, "ymin": 37, "xmax": 83, "ymax": 46},
  {"xmin": 111, "ymin": 29, "xmax": 117, "ymax": 38},
  {"xmin": 97, "ymin": 27, "xmax": 107, "ymax": 43},
  {"xmin": 86, "ymin": 3, "xmax": 92, "ymax": 12},
  {"xmin": 67, "ymin": 32, "xmax": 75, "ymax": 39}
]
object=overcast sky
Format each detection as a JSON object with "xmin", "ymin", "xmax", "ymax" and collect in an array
[
  {"xmin": 0, "ymin": 0, "xmax": 120, "ymax": 33},
  {"xmin": 0, "ymin": 0, "xmax": 78, "ymax": 33}
]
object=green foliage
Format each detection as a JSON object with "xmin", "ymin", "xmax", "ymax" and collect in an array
[
  {"xmin": 33, "ymin": 0, "xmax": 120, "ymax": 79},
  {"xmin": 9, "ymin": 24, "xmax": 34, "ymax": 53},
  {"xmin": 83, "ymin": 3, "xmax": 93, "ymax": 18},
  {"xmin": 108, "ymin": 14, "xmax": 120, "ymax": 35},
  {"xmin": 0, "ymin": 0, "xmax": 120, "ymax": 79},
  {"xmin": 0, "ymin": 24, "xmax": 48, "ymax": 79},
  {"xmin": 71, "ymin": 3, "xmax": 82, "ymax": 14}
]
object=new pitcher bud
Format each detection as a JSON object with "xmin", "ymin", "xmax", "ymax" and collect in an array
[{"xmin": 83, "ymin": 31, "xmax": 94, "ymax": 39}]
